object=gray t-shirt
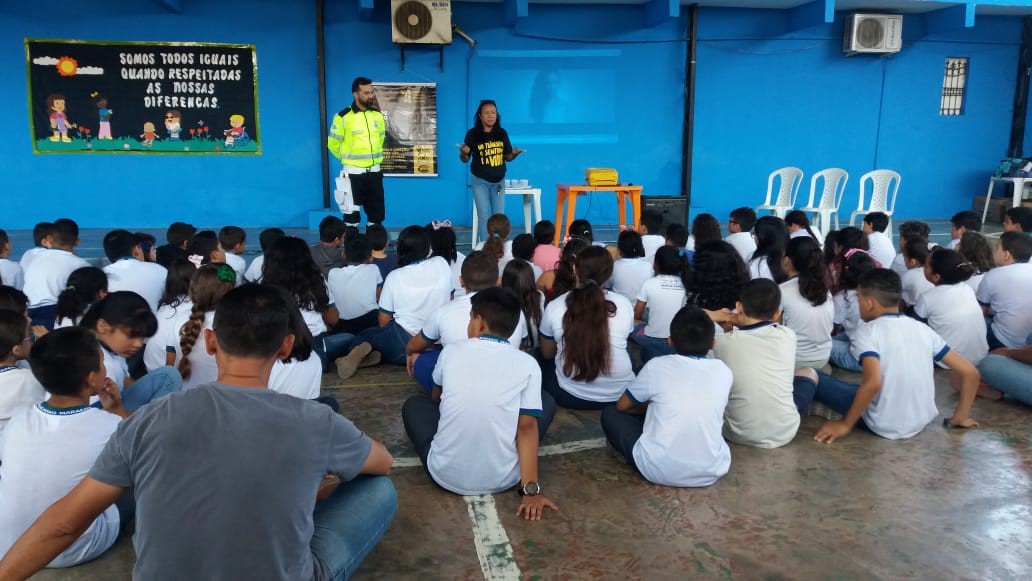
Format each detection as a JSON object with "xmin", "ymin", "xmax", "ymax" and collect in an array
[{"xmin": 89, "ymin": 383, "xmax": 371, "ymax": 580}]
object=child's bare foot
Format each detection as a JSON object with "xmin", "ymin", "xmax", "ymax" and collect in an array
[{"xmin": 976, "ymin": 380, "xmax": 1003, "ymax": 400}]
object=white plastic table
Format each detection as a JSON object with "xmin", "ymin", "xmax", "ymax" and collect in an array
[
  {"xmin": 471, "ymin": 187, "xmax": 543, "ymax": 247},
  {"xmin": 982, "ymin": 176, "xmax": 1032, "ymax": 226}
]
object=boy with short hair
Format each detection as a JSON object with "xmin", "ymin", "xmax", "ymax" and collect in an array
[
  {"xmin": 401, "ymin": 287, "xmax": 558, "ymax": 519},
  {"xmin": 724, "ymin": 207, "xmax": 757, "ymax": 262},
  {"xmin": 949, "ymin": 210, "xmax": 981, "ymax": 250},
  {"xmin": 18, "ymin": 222, "xmax": 55, "ymax": 273},
  {"xmin": 714, "ymin": 279, "xmax": 811, "ymax": 448},
  {"xmin": 405, "ymin": 251, "xmax": 526, "ymax": 392},
  {"xmin": 899, "ymin": 238, "xmax": 934, "ymax": 308},
  {"xmin": 311, "ymin": 216, "xmax": 347, "ymax": 277},
  {"xmin": 809, "ymin": 269, "xmax": 979, "ymax": 442},
  {"xmin": 0, "ymin": 229, "xmax": 24, "ymax": 290},
  {"xmin": 367, "ymin": 224, "xmax": 398, "ymax": 280},
  {"xmin": 22, "ymin": 219, "xmax": 89, "ymax": 330},
  {"xmin": 243, "ymin": 227, "xmax": 285, "ymax": 283},
  {"xmin": 0, "ymin": 326, "xmax": 128, "ymax": 568},
  {"xmin": 327, "ymin": 233, "xmax": 382, "ymax": 335},
  {"xmin": 665, "ymin": 223, "xmax": 690, "ymax": 257},
  {"xmin": 0, "ymin": 310, "xmax": 45, "ymax": 439},
  {"xmin": 155, "ymin": 221, "xmax": 196, "ymax": 267},
  {"xmin": 977, "ymin": 231, "xmax": 1032, "ymax": 349},
  {"xmin": 891, "ymin": 220, "xmax": 932, "ymax": 277},
  {"xmin": 217, "ymin": 226, "xmax": 247, "ymax": 284},
  {"xmin": 639, "ymin": 210, "xmax": 666, "ymax": 262},
  {"xmin": 862, "ymin": 211, "xmax": 896, "ymax": 268},
  {"xmin": 601, "ymin": 306, "xmax": 732, "ymax": 487},
  {"xmin": 102, "ymin": 229, "xmax": 168, "ymax": 311},
  {"xmin": 1004, "ymin": 206, "xmax": 1032, "ymax": 233}
]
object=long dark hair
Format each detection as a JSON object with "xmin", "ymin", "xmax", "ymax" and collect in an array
[
  {"xmin": 688, "ymin": 240, "xmax": 749, "ymax": 310},
  {"xmin": 262, "ymin": 237, "xmax": 329, "ymax": 312},
  {"xmin": 549, "ymin": 238, "xmax": 590, "ymax": 302},
  {"xmin": 751, "ymin": 216, "xmax": 789, "ymax": 283},
  {"xmin": 561, "ymin": 246, "xmax": 615, "ymax": 382},
  {"xmin": 472, "ymin": 99, "xmax": 504, "ymax": 133},
  {"xmin": 653, "ymin": 246, "xmax": 691, "ymax": 290},
  {"xmin": 690, "ymin": 214, "xmax": 722, "ymax": 245},
  {"xmin": 426, "ymin": 222, "xmax": 458, "ymax": 264},
  {"xmin": 396, "ymin": 225, "xmax": 431, "ymax": 268},
  {"xmin": 927, "ymin": 247, "xmax": 976, "ymax": 285},
  {"xmin": 55, "ymin": 267, "xmax": 108, "ymax": 325},
  {"xmin": 158, "ymin": 258, "xmax": 195, "ymax": 310},
  {"xmin": 501, "ymin": 260, "xmax": 542, "ymax": 347},
  {"xmin": 785, "ymin": 237, "xmax": 829, "ymax": 306},
  {"xmin": 958, "ymin": 231, "xmax": 994, "ymax": 274}
]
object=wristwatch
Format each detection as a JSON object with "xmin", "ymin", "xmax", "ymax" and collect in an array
[{"xmin": 518, "ymin": 481, "xmax": 541, "ymax": 496}]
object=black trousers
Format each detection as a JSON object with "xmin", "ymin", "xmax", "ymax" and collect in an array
[
  {"xmin": 538, "ymin": 356, "xmax": 610, "ymax": 410},
  {"xmin": 344, "ymin": 170, "xmax": 385, "ymax": 227},
  {"xmin": 600, "ymin": 405, "xmax": 644, "ymax": 470}
]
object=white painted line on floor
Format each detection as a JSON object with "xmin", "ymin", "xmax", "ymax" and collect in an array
[
  {"xmin": 465, "ymin": 494, "xmax": 522, "ymax": 580},
  {"xmin": 392, "ymin": 437, "xmax": 608, "ymax": 469}
]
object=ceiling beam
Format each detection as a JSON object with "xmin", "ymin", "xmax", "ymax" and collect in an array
[
  {"xmin": 359, "ymin": 0, "xmax": 375, "ymax": 21},
  {"xmin": 788, "ymin": 0, "xmax": 836, "ymax": 32},
  {"xmin": 923, "ymin": 3, "xmax": 975, "ymax": 34},
  {"xmin": 644, "ymin": 0, "xmax": 679, "ymax": 28},
  {"xmin": 504, "ymin": 0, "xmax": 528, "ymax": 26}
]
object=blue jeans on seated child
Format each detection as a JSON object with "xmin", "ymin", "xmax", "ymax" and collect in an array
[
  {"xmin": 538, "ymin": 356, "xmax": 611, "ymax": 410},
  {"xmin": 829, "ymin": 334, "xmax": 862, "ymax": 372},
  {"xmin": 812, "ymin": 370, "xmax": 870, "ymax": 430},
  {"xmin": 313, "ymin": 332, "xmax": 360, "ymax": 373},
  {"xmin": 28, "ymin": 305, "xmax": 57, "ymax": 331},
  {"xmin": 121, "ymin": 366, "xmax": 183, "ymax": 412},
  {"xmin": 413, "ymin": 349, "xmax": 442, "ymax": 394},
  {"xmin": 359, "ymin": 321, "xmax": 412, "ymax": 366},
  {"xmin": 977, "ymin": 332, "xmax": 1032, "ymax": 406},
  {"xmin": 628, "ymin": 325, "xmax": 674, "ymax": 365},
  {"xmin": 310, "ymin": 475, "xmax": 397, "ymax": 580}
]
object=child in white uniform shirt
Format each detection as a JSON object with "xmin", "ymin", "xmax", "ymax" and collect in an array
[
  {"xmin": 327, "ymin": 234, "xmax": 383, "ymax": 334},
  {"xmin": 167, "ymin": 265, "xmax": 236, "ymax": 391},
  {"xmin": 427, "ymin": 221, "xmax": 466, "ymax": 299},
  {"xmin": 143, "ymin": 259, "xmax": 194, "ymax": 372},
  {"xmin": 218, "ymin": 226, "xmax": 247, "ymax": 285},
  {"xmin": 0, "ymin": 229, "xmax": 24, "ymax": 290},
  {"xmin": 748, "ymin": 216, "xmax": 790, "ymax": 283},
  {"xmin": 714, "ymin": 279, "xmax": 814, "ymax": 449},
  {"xmin": 0, "ymin": 327, "xmax": 130, "ymax": 568},
  {"xmin": 900, "ymin": 239, "xmax": 935, "ymax": 309},
  {"xmin": 890, "ymin": 221, "xmax": 931, "ymax": 277},
  {"xmin": 862, "ymin": 212, "xmax": 896, "ymax": 268},
  {"xmin": 53, "ymin": 267, "xmax": 107, "ymax": 329},
  {"xmin": 243, "ymin": 227, "xmax": 285, "ymax": 283},
  {"xmin": 402, "ymin": 288, "xmax": 558, "ymax": 520},
  {"xmin": 602, "ymin": 306, "xmax": 732, "ymax": 487},
  {"xmin": 785, "ymin": 210, "xmax": 825, "ymax": 247},
  {"xmin": 102, "ymin": 229, "xmax": 168, "ymax": 311},
  {"xmin": 724, "ymin": 207, "xmax": 757, "ymax": 263},
  {"xmin": 609, "ymin": 230, "xmax": 654, "ymax": 304},
  {"xmin": 630, "ymin": 246, "xmax": 689, "ymax": 363},
  {"xmin": 948, "ymin": 211, "xmax": 981, "ymax": 251},
  {"xmin": 957, "ymin": 231, "xmax": 995, "ymax": 294},
  {"xmin": 829, "ymin": 250, "xmax": 878, "ymax": 372},
  {"xmin": 915, "ymin": 248, "xmax": 988, "ymax": 371},
  {"xmin": 23, "ymin": 219, "xmax": 89, "ymax": 330},
  {"xmin": 780, "ymin": 237, "xmax": 834, "ymax": 369},
  {"xmin": 808, "ymin": 269, "xmax": 980, "ymax": 443},
  {"xmin": 0, "ymin": 311, "xmax": 45, "ymax": 440},
  {"xmin": 977, "ymin": 232, "xmax": 1032, "ymax": 349},
  {"xmin": 17, "ymin": 222, "xmax": 55, "ymax": 274},
  {"xmin": 540, "ymin": 246, "xmax": 635, "ymax": 409},
  {"xmin": 502, "ymin": 259, "xmax": 545, "ymax": 350},
  {"xmin": 639, "ymin": 210, "xmax": 668, "ymax": 263}
]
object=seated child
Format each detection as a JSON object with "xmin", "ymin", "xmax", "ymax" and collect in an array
[
  {"xmin": 102, "ymin": 229, "xmax": 168, "ymax": 311},
  {"xmin": 367, "ymin": 224, "xmax": 398, "ymax": 281},
  {"xmin": 401, "ymin": 287, "xmax": 558, "ymax": 520},
  {"xmin": 530, "ymin": 220, "xmax": 561, "ymax": 274},
  {"xmin": 809, "ymin": 269, "xmax": 979, "ymax": 442},
  {"xmin": 748, "ymin": 216, "xmax": 789, "ymax": 283},
  {"xmin": 502, "ymin": 260, "xmax": 545, "ymax": 351},
  {"xmin": 690, "ymin": 214, "xmax": 721, "ymax": 248},
  {"xmin": 862, "ymin": 212, "xmax": 896, "ymax": 268},
  {"xmin": 477, "ymin": 214, "xmax": 514, "ymax": 263},
  {"xmin": 639, "ymin": 210, "xmax": 667, "ymax": 262},
  {"xmin": 53, "ymin": 267, "xmax": 108, "ymax": 329},
  {"xmin": 80, "ymin": 291, "xmax": 182, "ymax": 411},
  {"xmin": 309, "ymin": 216, "xmax": 347, "ymax": 277},
  {"xmin": 958, "ymin": 231, "xmax": 995, "ymax": 293},
  {"xmin": 185, "ymin": 231, "xmax": 226, "ymax": 267},
  {"xmin": 915, "ymin": 248, "xmax": 988, "ymax": 371},
  {"xmin": 1004, "ymin": 206, "xmax": 1032, "ymax": 234},
  {"xmin": 724, "ymin": 207, "xmax": 757, "ymax": 263},
  {"xmin": 536, "ymin": 238, "xmax": 589, "ymax": 301},
  {"xmin": 427, "ymin": 221, "xmax": 466, "ymax": 298},
  {"xmin": 780, "ymin": 237, "xmax": 834, "ymax": 369},
  {"xmin": 0, "ymin": 326, "xmax": 129, "ymax": 568},
  {"xmin": 665, "ymin": 222, "xmax": 691, "ymax": 257},
  {"xmin": 328, "ymin": 233, "xmax": 383, "ymax": 334},
  {"xmin": 601, "ymin": 306, "xmax": 732, "ymax": 487},
  {"xmin": 0, "ymin": 310, "xmax": 45, "ymax": 439},
  {"xmin": 133, "ymin": 232, "xmax": 157, "ymax": 263},
  {"xmin": 978, "ymin": 338, "xmax": 1032, "ymax": 405},
  {"xmin": 977, "ymin": 231, "xmax": 1032, "ymax": 349},
  {"xmin": 506, "ymin": 234, "xmax": 543, "ymax": 281},
  {"xmin": 144, "ymin": 259, "xmax": 194, "ymax": 372},
  {"xmin": 890, "ymin": 220, "xmax": 931, "ymax": 277},
  {"xmin": 609, "ymin": 230, "xmax": 654, "ymax": 304},
  {"xmin": 267, "ymin": 298, "xmax": 340, "ymax": 412},
  {"xmin": 630, "ymin": 246, "xmax": 690, "ymax": 363},
  {"xmin": 0, "ymin": 229, "xmax": 24, "ymax": 290},
  {"xmin": 566, "ymin": 219, "xmax": 595, "ymax": 245},
  {"xmin": 167, "ymin": 265, "xmax": 236, "ymax": 391},
  {"xmin": 714, "ymin": 279, "xmax": 811, "ymax": 449},
  {"xmin": 218, "ymin": 226, "xmax": 247, "ymax": 285},
  {"xmin": 17, "ymin": 222, "xmax": 55, "ymax": 274},
  {"xmin": 22, "ymin": 218, "xmax": 90, "ymax": 330},
  {"xmin": 155, "ymin": 221, "xmax": 196, "ymax": 268},
  {"xmin": 785, "ymin": 210, "xmax": 825, "ymax": 247},
  {"xmin": 900, "ymin": 239, "xmax": 934, "ymax": 309},
  {"xmin": 406, "ymin": 251, "xmax": 526, "ymax": 391},
  {"xmin": 829, "ymin": 250, "xmax": 878, "ymax": 372},
  {"xmin": 243, "ymin": 227, "xmax": 285, "ymax": 283},
  {"xmin": 948, "ymin": 210, "xmax": 981, "ymax": 250},
  {"xmin": 686, "ymin": 240, "xmax": 749, "ymax": 312}
]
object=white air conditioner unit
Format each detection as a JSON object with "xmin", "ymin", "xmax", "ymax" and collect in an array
[
  {"xmin": 391, "ymin": 0, "xmax": 452, "ymax": 45},
  {"xmin": 844, "ymin": 14, "xmax": 902, "ymax": 55}
]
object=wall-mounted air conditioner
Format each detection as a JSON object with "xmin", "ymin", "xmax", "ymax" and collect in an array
[
  {"xmin": 844, "ymin": 14, "xmax": 902, "ymax": 55},
  {"xmin": 391, "ymin": 0, "xmax": 452, "ymax": 45}
]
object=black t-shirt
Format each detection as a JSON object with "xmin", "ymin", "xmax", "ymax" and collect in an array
[{"xmin": 464, "ymin": 127, "xmax": 513, "ymax": 183}]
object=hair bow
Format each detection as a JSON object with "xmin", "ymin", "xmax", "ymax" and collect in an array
[
  {"xmin": 216, "ymin": 264, "xmax": 236, "ymax": 283},
  {"xmin": 431, "ymin": 219, "xmax": 452, "ymax": 231},
  {"xmin": 842, "ymin": 247, "xmax": 882, "ymax": 268},
  {"xmin": 187, "ymin": 254, "xmax": 204, "ymax": 268}
]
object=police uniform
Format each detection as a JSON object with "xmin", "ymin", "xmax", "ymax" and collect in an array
[{"xmin": 327, "ymin": 103, "xmax": 386, "ymax": 229}]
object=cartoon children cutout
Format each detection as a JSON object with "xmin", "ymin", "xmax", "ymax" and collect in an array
[
  {"xmin": 93, "ymin": 93, "xmax": 113, "ymax": 140},
  {"xmin": 47, "ymin": 94, "xmax": 76, "ymax": 143},
  {"xmin": 223, "ymin": 114, "xmax": 248, "ymax": 147},
  {"xmin": 140, "ymin": 122, "xmax": 158, "ymax": 147},
  {"xmin": 165, "ymin": 110, "xmax": 183, "ymax": 141}
]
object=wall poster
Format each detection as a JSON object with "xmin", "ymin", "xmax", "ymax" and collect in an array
[{"xmin": 373, "ymin": 82, "xmax": 437, "ymax": 176}]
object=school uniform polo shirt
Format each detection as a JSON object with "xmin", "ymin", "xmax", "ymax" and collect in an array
[
  {"xmin": 915, "ymin": 283, "xmax": 988, "ymax": 366},
  {"xmin": 328, "ymin": 263, "xmax": 383, "ymax": 320},
  {"xmin": 22, "ymin": 248, "xmax": 90, "ymax": 308},
  {"xmin": 724, "ymin": 232, "xmax": 756, "ymax": 263},
  {"xmin": 900, "ymin": 267, "xmax": 934, "ymax": 307},
  {"xmin": 610, "ymin": 258, "xmax": 654, "ymax": 305},
  {"xmin": 779, "ymin": 277, "xmax": 834, "ymax": 364},
  {"xmin": 419, "ymin": 291, "xmax": 526, "ymax": 348},
  {"xmin": 223, "ymin": 253, "xmax": 246, "ymax": 285},
  {"xmin": 104, "ymin": 258, "xmax": 168, "ymax": 311},
  {"xmin": 867, "ymin": 231, "xmax": 896, "ymax": 268},
  {"xmin": 977, "ymin": 262, "xmax": 1032, "ymax": 348},
  {"xmin": 0, "ymin": 258, "xmax": 24, "ymax": 290},
  {"xmin": 379, "ymin": 257, "xmax": 452, "ymax": 335},
  {"xmin": 636, "ymin": 275, "xmax": 687, "ymax": 338}
]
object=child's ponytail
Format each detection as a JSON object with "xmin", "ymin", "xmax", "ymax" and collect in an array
[
  {"xmin": 55, "ymin": 267, "xmax": 107, "ymax": 326},
  {"xmin": 483, "ymin": 214, "xmax": 510, "ymax": 260},
  {"xmin": 549, "ymin": 238, "xmax": 589, "ymax": 302},
  {"xmin": 927, "ymin": 247, "xmax": 976, "ymax": 285},
  {"xmin": 560, "ymin": 246, "xmax": 615, "ymax": 382},
  {"xmin": 178, "ymin": 264, "xmax": 236, "ymax": 379}
]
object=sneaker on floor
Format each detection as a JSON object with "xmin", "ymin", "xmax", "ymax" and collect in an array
[
  {"xmin": 807, "ymin": 401, "xmax": 843, "ymax": 421},
  {"xmin": 358, "ymin": 350, "xmax": 381, "ymax": 368},
  {"xmin": 335, "ymin": 342, "xmax": 372, "ymax": 380}
]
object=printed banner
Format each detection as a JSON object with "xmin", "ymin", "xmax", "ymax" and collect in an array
[
  {"xmin": 373, "ymin": 82, "xmax": 437, "ymax": 176},
  {"xmin": 26, "ymin": 39, "xmax": 259, "ymax": 154}
]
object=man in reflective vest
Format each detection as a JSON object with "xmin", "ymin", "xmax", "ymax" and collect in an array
[{"xmin": 328, "ymin": 76, "xmax": 386, "ymax": 231}]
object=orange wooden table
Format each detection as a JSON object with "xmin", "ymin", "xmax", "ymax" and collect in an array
[{"xmin": 553, "ymin": 184, "xmax": 645, "ymax": 245}]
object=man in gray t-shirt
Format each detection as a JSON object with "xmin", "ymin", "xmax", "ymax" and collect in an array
[{"xmin": 0, "ymin": 285, "xmax": 397, "ymax": 580}]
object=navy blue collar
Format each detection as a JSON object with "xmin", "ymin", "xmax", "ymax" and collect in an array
[
  {"xmin": 678, "ymin": 354, "xmax": 708, "ymax": 360},
  {"xmin": 738, "ymin": 321, "xmax": 776, "ymax": 331},
  {"xmin": 478, "ymin": 334, "xmax": 509, "ymax": 344},
  {"xmin": 877, "ymin": 312, "xmax": 904, "ymax": 319}
]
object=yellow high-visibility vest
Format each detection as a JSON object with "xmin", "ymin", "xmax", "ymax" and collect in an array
[{"xmin": 327, "ymin": 104, "xmax": 385, "ymax": 168}]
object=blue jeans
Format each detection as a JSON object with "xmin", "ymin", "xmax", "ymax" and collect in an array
[
  {"xmin": 121, "ymin": 366, "xmax": 183, "ymax": 412},
  {"xmin": 977, "ymin": 333, "xmax": 1032, "ymax": 406},
  {"xmin": 829, "ymin": 334, "xmax": 861, "ymax": 372},
  {"xmin": 628, "ymin": 326, "xmax": 674, "ymax": 364},
  {"xmin": 813, "ymin": 370, "xmax": 858, "ymax": 415},
  {"xmin": 359, "ymin": 321, "xmax": 412, "ymax": 366},
  {"xmin": 472, "ymin": 175, "xmax": 504, "ymax": 242},
  {"xmin": 314, "ymin": 332, "xmax": 360, "ymax": 373},
  {"xmin": 412, "ymin": 349, "xmax": 441, "ymax": 394},
  {"xmin": 311, "ymin": 475, "xmax": 397, "ymax": 580}
]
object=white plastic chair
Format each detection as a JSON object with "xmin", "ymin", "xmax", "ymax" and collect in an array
[
  {"xmin": 797, "ymin": 168, "xmax": 849, "ymax": 236},
  {"xmin": 756, "ymin": 167, "xmax": 804, "ymax": 218},
  {"xmin": 848, "ymin": 170, "xmax": 902, "ymax": 231}
]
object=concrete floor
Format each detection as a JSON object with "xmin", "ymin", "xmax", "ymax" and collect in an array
[{"xmin": 28, "ymin": 361, "xmax": 1032, "ymax": 580}]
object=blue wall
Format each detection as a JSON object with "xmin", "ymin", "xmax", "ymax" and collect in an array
[{"xmin": 0, "ymin": 1, "xmax": 1024, "ymax": 230}]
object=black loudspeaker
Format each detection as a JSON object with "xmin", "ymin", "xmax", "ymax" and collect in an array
[{"xmin": 641, "ymin": 195, "xmax": 688, "ymax": 229}]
